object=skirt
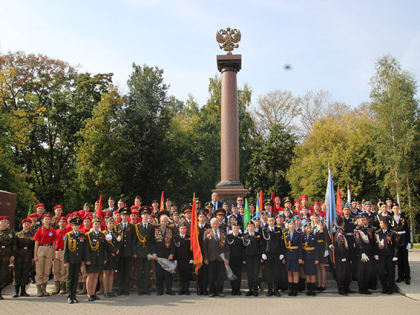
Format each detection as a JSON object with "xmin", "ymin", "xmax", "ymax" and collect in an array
[
  {"xmin": 303, "ymin": 259, "xmax": 317, "ymax": 275},
  {"xmin": 86, "ymin": 264, "xmax": 104, "ymax": 274},
  {"xmin": 286, "ymin": 258, "xmax": 300, "ymax": 272}
]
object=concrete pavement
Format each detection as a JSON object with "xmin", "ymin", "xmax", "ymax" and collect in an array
[{"xmin": 1, "ymin": 249, "xmax": 419, "ymax": 315}]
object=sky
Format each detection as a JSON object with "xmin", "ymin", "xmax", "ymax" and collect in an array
[{"xmin": 1, "ymin": 0, "xmax": 419, "ymax": 108}]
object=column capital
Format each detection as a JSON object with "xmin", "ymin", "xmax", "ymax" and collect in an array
[{"xmin": 217, "ymin": 54, "xmax": 241, "ymax": 73}]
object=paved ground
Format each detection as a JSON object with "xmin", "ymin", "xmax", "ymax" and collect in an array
[{"xmin": 1, "ymin": 250, "xmax": 419, "ymax": 315}]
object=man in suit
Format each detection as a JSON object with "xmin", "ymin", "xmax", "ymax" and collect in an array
[
  {"xmin": 210, "ymin": 192, "xmax": 222, "ymax": 216},
  {"xmin": 115, "ymin": 208, "xmax": 136, "ymax": 295},
  {"xmin": 133, "ymin": 206, "xmax": 154, "ymax": 295},
  {"xmin": 203, "ymin": 217, "xmax": 230, "ymax": 297},
  {"xmin": 103, "ymin": 197, "xmax": 117, "ymax": 214}
]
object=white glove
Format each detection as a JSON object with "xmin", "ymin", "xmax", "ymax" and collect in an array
[
  {"xmin": 392, "ymin": 257, "xmax": 398, "ymax": 262},
  {"xmin": 262, "ymin": 254, "xmax": 267, "ymax": 260},
  {"xmin": 374, "ymin": 255, "xmax": 379, "ymax": 261},
  {"xmin": 324, "ymin": 250, "xmax": 329, "ymax": 257},
  {"xmin": 116, "ymin": 235, "xmax": 122, "ymax": 242},
  {"xmin": 407, "ymin": 243, "xmax": 412, "ymax": 250},
  {"xmin": 189, "ymin": 259, "xmax": 194, "ymax": 264},
  {"xmin": 329, "ymin": 244, "xmax": 334, "ymax": 250},
  {"xmin": 279, "ymin": 254, "xmax": 284, "ymax": 260},
  {"xmin": 341, "ymin": 258, "xmax": 347, "ymax": 262},
  {"xmin": 361, "ymin": 253, "xmax": 369, "ymax": 262},
  {"xmin": 105, "ymin": 234, "xmax": 112, "ymax": 241}
]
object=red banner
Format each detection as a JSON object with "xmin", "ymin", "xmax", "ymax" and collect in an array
[{"xmin": 190, "ymin": 193, "xmax": 202, "ymax": 274}]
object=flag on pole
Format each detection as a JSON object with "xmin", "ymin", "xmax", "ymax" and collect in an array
[
  {"xmin": 96, "ymin": 194, "xmax": 103, "ymax": 220},
  {"xmin": 255, "ymin": 191, "xmax": 261, "ymax": 218},
  {"xmin": 336, "ymin": 185, "xmax": 343, "ymax": 217},
  {"xmin": 160, "ymin": 191, "xmax": 165, "ymax": 211},
  {"xmin": 347, "ymin": 184, "xmax": 351, "ymax": 203},
  {"xmin": 325, "ymin": 168, "xmax": 337, "ymax": 233},
  {"xmin": 259, "ymin": 190, "xmax": 263, "ymax": 216},
  {"xmin": 190, "ymin": 193, "xmax": 202, "ymax": 274},
  {"xmin": 27, "ymin": 204, "xmax": 32, "ymax": 217},
  {"xmin": 243, "ymin": 198, "xmax": 251, "ymax": 231}
]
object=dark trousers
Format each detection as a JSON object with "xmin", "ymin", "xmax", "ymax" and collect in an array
[
  {"xmin": 229, "ymin": 257, "xmax": 242, "ymax": 292},
  {"xmin": 66, "ymin": 263, "xmax": 81, "ymax": 299},
  {"xmin": 156, "ymin": 262, "xmax": 173, "ymax": 293},
  {"xmin": 13, "ymin": 260, "xmax": 32, "ymax": 286},
  {"xmin": 245, "ymin": 255, "xmax": 260, "ymax": 291},
  {"xmin": 346, "ymin": 237, "xmax": 358, "ymax": 280},
  {"xmin": 358, "ymin": 258, "xmax": 373, "ymax": 291},
  {"xmin": 378, "ymin": 256, "xmax": 396, "ymax": 291},
  {"xmin": 335, "ymin": 260, "xmax": 351, "ymax": 292},
  {"xmin": 397, "ymin": 247, "xmax": 410, "ymax": 280},
  {"xmin": 208, "ymin": 260, "xmax": 225, "ymax": 294},
  {"xmin": 136, "ymin": 257, "xmax": 150, "ymax": 293},
  {"xmin": 264, "ymin": 255, "xmax": 280, "ymax": 291},
  {"xmin": 178, "ymin": 260, "xmax": 192, "ymax": 291},
  {"xmin": 118, "ymin": 256, "xmax": 131, "ymax": 294},
  {"xmin": 198, "ymin": 264, "xmax": 208, "ymax": 293}
]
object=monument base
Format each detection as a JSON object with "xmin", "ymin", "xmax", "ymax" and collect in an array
[{"xmin": 212, "ymin": 183, "xmax": 248, "ymax": 206}]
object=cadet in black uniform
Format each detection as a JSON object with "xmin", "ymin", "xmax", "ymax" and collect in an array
[
  {"xmin": 133, "ymin": 206, "xmax": 155, "ymax": 295},
  {"xmin": 115, "ymin": 208, "xmax": 136, "ymax": 296},
  {"xmin": 197, "ymin": 209, "xmax": 210, "ymax": 295},
  {"xmin": 0, "ymin": 216, "xmax": 15, "ymax": 300},
  {"xmin": 342, "ymin": 204, "xmax": 357, "ymax": 281},
  {"xmin": 391, "ymin": 203, "xmax": 411, "ymax": 285},
  {"xmin": 227, "ymin": 223, "xmax": 244, "ymax": 295},
  {"xmin": 333, "ymin": 216, "xmax": 352, "ymax": 295},
  {"xmin": 64, "ymin": 216, "xmax": 85, "ymax": 304},
  {"xmin": 103, "ymin": 217, "xmax": 121, "ymax": 298},
  {"xmin": 284, "ymin": 219, "xmax": 303, "ymax": 296},
  {"xmin": 174, "ymin": 222, "xmax": 193, "ymax": 295},
  {"xmin": 354, "ymin": 213, "xmax": 375, "ymax": 294},
  {"xmin": 375, "ymin": 218, "xmax": 398, "ymax": 294},
  {"xmin": 85, "ymin": 218, "xmax": 107, "ymax": 301},
  {"xmin": 302, "ymin": 222, "xmax": 319, "ymax": 296},
  {"xmin": 261, "ymin": 216, "xmax": 285, "ymax": 296},
  {"xmin": 243, "ymin": 221, "xmax": 262, "ymax": 296}
]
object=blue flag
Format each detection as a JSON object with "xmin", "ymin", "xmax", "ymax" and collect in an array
[{"xmin": 325, "ymin": 168, "xmax": 336, "ymax": 234}]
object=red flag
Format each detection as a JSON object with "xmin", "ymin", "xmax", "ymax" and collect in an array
[
  {"xmin": 336, "ymin": 185, "xmax": 343, "ymax": 216},
  {"xmin": 271, "ymin": 192, "xmax": 275, "ymax": 203},
  {"xmin": 97, "ymin": 194, "xmax": 103, "ymax": 220},
  {"xmin": 259, "ymin": 190, "xmax": 263, "ymax": 214},
  {"xmin": 190, "ymin": 193, "xmax": 202, "ymax": 274},
  {"xmin": 160, "ymin": 191, "xmax": 165, "ymax": 211}
]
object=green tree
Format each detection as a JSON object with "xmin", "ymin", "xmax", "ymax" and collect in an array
[{"xmin": 370, "ymin": 55, "xmax": 419, "ymax": 240}]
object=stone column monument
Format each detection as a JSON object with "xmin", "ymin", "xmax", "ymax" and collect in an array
[{"xmin": 212, "ymin": 28, "xmax": 248, "ymax": 203}]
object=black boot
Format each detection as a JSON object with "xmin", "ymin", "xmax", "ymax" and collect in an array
[
  {"xmin": 306, "ymin": 282, "xmax": 311, "ymax": 296},
  {"xmin": 20, "ymin": 285, "xmax": 29, "ymax": 297},
  {"xmin": 0, "ymin": 288, "xmax": 3, "ymax": 300},
  {"xmin": 287, "ymin": 283, "xmax": 293, "ymax": 296},
  {"xmin": 293, "ymin": 283, "xmax": 298, "ymax": 296},
  {"xmin": 13, "ymin": 285, "xmax": 20, "ymax": 298},
  {"xmin": 311, "ymin": 283, "xmax": 316, "ymax": 296}
]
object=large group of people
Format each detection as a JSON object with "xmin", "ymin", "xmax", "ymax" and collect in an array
[{"xmin": 0, "ymin": 192, "xmax": 412, "ymax": 304}]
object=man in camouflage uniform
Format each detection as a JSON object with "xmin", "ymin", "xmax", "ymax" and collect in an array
[
  {"xmin": 0, "ymin": 216, "xmax": 15, "ymax": 300},
  {"xmin": 13, "ymin": 218, "xmax": 34, "ymax": 297}
]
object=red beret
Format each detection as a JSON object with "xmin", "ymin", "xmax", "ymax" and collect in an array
[
  {"xmin": 35, "ymin": 203, "xmax": 45, "ymax": 209},
  {"xmin": 300, "ymin": 195, "xmax": 308, "ymax": 200},
  {"xmin": 102, "ymin": 211, "xmax": 111, "ymax": 217},
  {"xmin": 54, "ymin": 205, "xmax": 63, "ymax": 210},
  {"xmin": 29, "ymin": 213, "xmax": 40, "ymax": 218},
  {"xmin": 294, "ymin": 199, "xmax": 301, "ymax": 205},
  {"xmin": 130, "ymin": 205, "xmax": 139, "ymax": 210},
  {"xmin": 131, "ymin": 210, "xmax": 139, "ymax": 215},
  {"xmin": 0, "ymin": 216, "xmax": 9, "ymax": 221},
  {"xmin": 21, "ymin": 218, "xmax": 31, "ymax": 225},
  {"xmin": 42, "ymin": 214, "xmax": 52, "ymax": 220},
  {"xmin": 83, "ymin": 215, "xmax": 92, "ymax": 221},
  {"xmin": 113, "ymin": 210, "xmax": 119, "ymax": 216},
  {"xmin": 313, "ymin": 201, "xmax": 320, "ymax": 207},
  {"xmin": 78, "ymin": 210, "xmax": 85, "ymax": 217},
  {"xmin": 59, "ymin": 216, "xmax": 67, "ymax": 222}
]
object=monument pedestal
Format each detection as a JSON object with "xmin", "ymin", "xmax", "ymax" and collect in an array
[{"xmin": 213, "ymin": 54, "xmax": 248, "ymax": 203}]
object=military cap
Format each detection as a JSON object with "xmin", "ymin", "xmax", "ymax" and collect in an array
[
  {"xmin": 215, "ymin": 208, "xmax": 226, "ymax": 216},
  {"xmin": 21, "ymin": 218, "xmax": 31, "ymax": 225},
  {"xmin": 283, "ymin": 197, "xmax": 292, "ymax": 204},
  {"xmin": 303, "ymin": 222, "xmax": 311, "ymax": 227},
  {"xmin": 42, "ymin": 213, "xmax": 52, "ymax": 220},
  {"xmin": 70, "ymin": 216, "xmax": 83, "ymax": 226},
  {"xmin": 141, "ymin": 206, "xmax": 151, "ymax": 215},
  {"xmin": 286, "ymin": 218, "xmax": 295, "ymax": 224},
  {"xmin": 363, "ymin": 201, "xmax": 372, "ymax": 206},
  {"xmin": 157, "ymin": 210, "xmax": 170, "ymax": 219},
  {"xmin": 252, "ymin": 216, "xmax": 260, "ymax": 221},
  {"xmin": 204, "ymin": 202, "xmax": 213, "ymax": 208},
  {"xmin": 92, "ymin": 217, "xmax": 101, "ymax": 224},
  {"xmin": 264, "ymin": 199, "xmax": 273, "ymax": 206},
  {"xmin": 199, "ymin": 209, "xmax": 209, "ymax": 216},
  {"xmin": 293, "ymin": 215, "xmax": 301, "ymax": 220},
  {"xmin": 119, "ymin": 208, "xmax": 131, "ymax": 215},
  {"xmin": 182, "ymin": 206, "xmax": 192, "ymax": 214},
  {"xmin": 343, "ymin": 202, "xmax": 351, "ymax": 209},
  {"xmin": 130, "ymin": 205, "xmax": 139, "ymax": 211}
]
